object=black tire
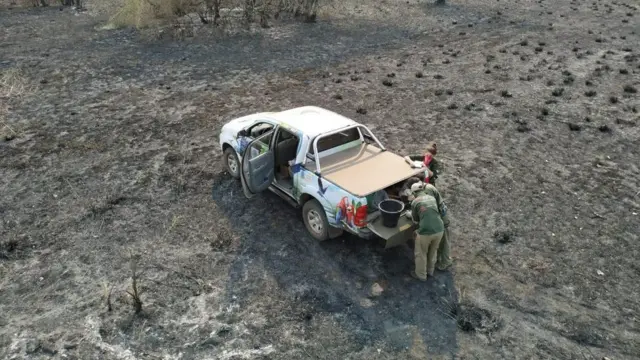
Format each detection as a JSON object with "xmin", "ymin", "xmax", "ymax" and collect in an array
[
  {"xmin": 223, "ymin": 146, "xmax": 240, "ymax": 179},
  {"xmin": 302, "ymin": 199, "xmax": 330, "ymax": 241}
]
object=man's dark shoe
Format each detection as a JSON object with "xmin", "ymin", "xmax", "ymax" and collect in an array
[{"xmin": 411, "ymin": 271, "xmax": 427, "ymax": 282}]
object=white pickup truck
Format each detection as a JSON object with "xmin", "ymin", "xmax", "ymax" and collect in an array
[{"xmin": 218, "ymin": 106, "xmax": 428, "ymax": 248}]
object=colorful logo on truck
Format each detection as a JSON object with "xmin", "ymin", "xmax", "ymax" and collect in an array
[{"xmin": 335, "ymin": 197, "xmax": 367, "ymax": 229}]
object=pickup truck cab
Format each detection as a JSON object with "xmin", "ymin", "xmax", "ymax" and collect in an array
[{"xmin": 218, "ymin": 106, "xmax": 427, "ymax": 248}]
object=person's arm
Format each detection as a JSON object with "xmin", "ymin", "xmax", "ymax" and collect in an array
[
  {"xmin": 431, "ymin": 186, "xmax": 450, "ymax": 226},
  {"xmin": 440, "ymin": 203, "xmax": 450, "ymax": 227},
  {"xmin": 429, "ymin": 157, "xmax": 442, "ymax": 179},
  {"xmin": 406, "ymin": 154, "xmax": 424, "ymax": 162},
  {"xmin": 438, "ymin": 196, "xmax": 450, "ymax": 227},
  {"xmin": 410, "ymin": 201, "xmax": 420, "ymax": 224}
]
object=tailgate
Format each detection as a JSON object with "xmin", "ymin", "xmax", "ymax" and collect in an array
[{"xmin": 366, "ymin": 212, "xmax": 416, "ymax": 249}]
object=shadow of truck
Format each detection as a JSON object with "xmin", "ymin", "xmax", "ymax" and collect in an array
[{"xmin": 211, "ymin": 172, "xmax": 459, "ymax": 356}]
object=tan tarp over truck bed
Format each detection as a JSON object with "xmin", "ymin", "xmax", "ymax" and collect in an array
[
  {"xmin": 306, "ymin": 143, "xmax": 426, "ymax": 197},
  {"xmin": 306, "ymin": 143, "xmax": 426, "ymax": 248}
]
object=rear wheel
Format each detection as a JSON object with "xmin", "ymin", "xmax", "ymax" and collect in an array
[
  {"xmin": 223, "ymin": 147, "xmax": 240, "ymax": 179},
  {"xmin": 303, "ymin": 199, "xmax": 329, "ymax": 241}
]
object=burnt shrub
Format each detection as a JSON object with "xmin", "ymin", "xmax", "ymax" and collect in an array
[
  {"xmin": 0, "ymin": 239, "xmax": 19, "ymax": 259},
  {"xmin": 568, "ymin": 123, "xmax": 582, "ymax": 131},
  {"xmin": 494, "ymin": 230, "xmax": 514, "ymax": 244},
  {"xmin": 456, "ymin": 304, "xmax": 502, "ymax": 334},
  {"xmin": 598, "ymin": 124, "xmax": 612, "ymax": 132}
]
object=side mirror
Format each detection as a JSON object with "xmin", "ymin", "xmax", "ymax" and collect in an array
[{"xmin": 237, "ymin": 129, "xmax": 248, "ymax": 137}]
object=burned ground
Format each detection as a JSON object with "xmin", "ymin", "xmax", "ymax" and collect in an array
[{"xmin": 1, "ymin": 0, "xmax": 639, "ymax": 359}]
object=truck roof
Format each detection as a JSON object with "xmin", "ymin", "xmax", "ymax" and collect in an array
[{"xmin": 269, "ymin": 106, "xmax": 358, "ymax": 137}]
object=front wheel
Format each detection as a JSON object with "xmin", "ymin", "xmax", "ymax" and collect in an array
[
  {"xmin": 223, "ymin": 147, "xmax": 240, "ymax": 179},
  {"xmin": 302, "ymin": 199, "xmax": 330, "ymax": 241}
]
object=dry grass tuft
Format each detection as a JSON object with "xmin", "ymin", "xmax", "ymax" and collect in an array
[
  {"xmin": 125, "ymin": 251, "xmax": 144, "ymax": 314},
  {"xmin": 0, "ymin": 68, "xmax": 31, "ymax": 99},
  {"xmin": 0, "ymin": 68, "xmax": 31, "ymax": 140},
  {"xmin": 102, "ymin": 281, "xmax": 114, "ymax": 312},
  {"xmin": 108, "ymin": 0, "xmax": 161, "ymax": 28},
  {"xmin": 107, "ymin": 0, "xmax": 327, "ymax": 30},
  {"xmin": 10, "ymin": 0, "xmax": 81, "ymax": 8}
]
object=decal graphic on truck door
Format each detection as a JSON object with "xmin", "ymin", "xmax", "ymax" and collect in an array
[
  {"xmin": 336, "ymin": 197, "xmax": 367, "ymax": 230},
  {"xmin": 305, "ymin": 174, "xmax": 368, "ymax": 231}
]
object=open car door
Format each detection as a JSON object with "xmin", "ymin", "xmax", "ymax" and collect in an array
[{"xmin": 239, "ymin": 130, "xmax": 275, "ymax": 199}]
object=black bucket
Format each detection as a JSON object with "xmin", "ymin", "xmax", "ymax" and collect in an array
[{"xmin": 378, "ymin": 199, "xmax": 405, "ymax": 228}]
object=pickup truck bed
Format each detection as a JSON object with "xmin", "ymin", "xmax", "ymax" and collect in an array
[{"xmin": 306, "ymin": 143, "xmax": 426, "ymax": 197}]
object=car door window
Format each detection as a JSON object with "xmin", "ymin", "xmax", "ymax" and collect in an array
[
  {"xmin": 248, "ymin": 122, "xmax": 275, "ymax": 140},
  {"xmin": 240, "ymin": 130, "xmax": 275, "ymax": 197}
]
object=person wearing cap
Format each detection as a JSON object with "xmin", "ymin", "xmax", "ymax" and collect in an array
[
  {"xmin": 399, "ymin": 176, "xmax": 422, "ymax": 203},
  {"xmin": 403, "ymin": 141, "xmax": 441, "ymax": 186},
  {"xmin": 407, "ymin": 181, "xmax": 445, "ymax": 281},
  {"xmin": 421, "ymin": 183, "xmax": 453, "ymax": 270}
]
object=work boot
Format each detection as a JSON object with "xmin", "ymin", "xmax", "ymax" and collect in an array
[
  {"xmin": 436, "ymin": 261, "xmax": 453, "ymax": 271},
  {"xmin": 411, "ymin": 271, "xmax": 427, "ymax": 282}
]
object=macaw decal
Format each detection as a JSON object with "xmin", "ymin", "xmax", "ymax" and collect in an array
[
  {"xmin": 346, "ymin": 202, "xmax": 354, "ymax": 226},
  {"xmin": 236, "ymin": 136, "xmax": 251, "ymax": 155},
  {"xmin": 335, "ymin": 197, "xmax": 364, "ymax": 229},
  {"xmin": 336, "ymin": 197, "xmax": 348, "ymax": 224}
]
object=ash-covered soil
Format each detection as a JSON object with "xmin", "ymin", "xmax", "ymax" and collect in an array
[{"xmin": 1, "ymin": 0, "xmax": 639, "ymax": 359}]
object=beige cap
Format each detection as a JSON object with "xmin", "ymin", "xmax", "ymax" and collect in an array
[{"xmin": 410, "ymin": 181, "xmax": 426, "ymax": 193}]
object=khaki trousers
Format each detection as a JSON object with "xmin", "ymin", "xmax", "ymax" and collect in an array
[
  {"xmin": 414, "ymin": 231, "xmax": 444, "ymax": 280},
  {"xmin": 436, "ymin": 226, "xmax": 452, "ymax": 269}
]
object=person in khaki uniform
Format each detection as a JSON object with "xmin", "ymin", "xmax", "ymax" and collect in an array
[
  {"xmin": 408, "ymin": 182, "xmax": 445, "ymax": 281},
  {"xmin": 422, "ymin": 183, "xmax": 452, "ymax": 270}
]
